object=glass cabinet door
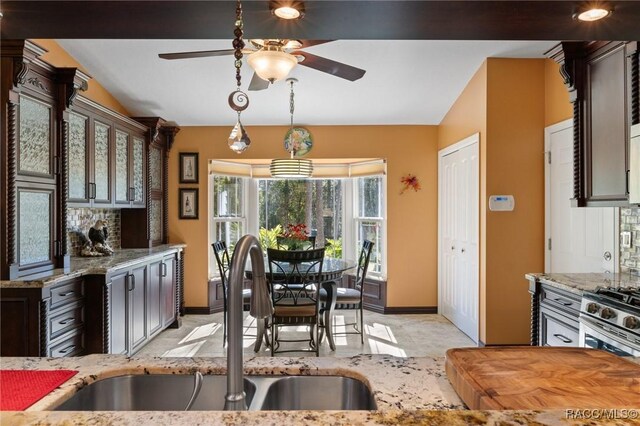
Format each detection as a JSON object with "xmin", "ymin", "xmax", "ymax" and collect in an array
[
  {"xmin": 68, "ymin": 112, "xmax": 89, "ymax": 202},
  {"xmin": 93, "ymin": 121, "xmax": 111, "ymax": 204},
  {"xmin": 132, "ymin": 137, "xmax": 145, "ymax": 206},
  {"xmin": 149, "ymin": 145, "xmax": 163, "ymax": 192},
  {"xmin": 115, "ymin": 130, "xmax": 130, "ymax": 205},
  {"xmin": 18, "ymin": 95, "xmax": 54, "ymax": 180},
  {"xmin": 18, "ymin": 188, "xmax": 53, "ymax": 267}
]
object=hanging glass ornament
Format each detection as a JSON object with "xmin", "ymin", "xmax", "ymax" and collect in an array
[{"xmin": 228, "ymin": 114, "xmax": 251, "ymax": 153}]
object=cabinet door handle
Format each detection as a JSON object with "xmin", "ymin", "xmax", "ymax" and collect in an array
[
  {"xmin": 58, "ymin": 345, "xmax": 76, "ymax": 354},
  {"xmin": 58, "ymin": 318, "xmax": 75, "ymax": 325},
  {"xmin": 554, "ymin": 298, "xmax": 573, "ymax": 306},
  {"xmin": 161, "ymin": 262, "xmax": 167, "ymax": 277},
  {"xmin": 89, "ymin": 183, "xmax": 96, "ymax": 200},
  {"xmin": 553, "ymin": 333, "xmax": 572, "ymax": 344},
  {"xmin": 131, "ymin": 274, "xmax": 136, "ymax": 291},
  {"xmin": 59, "ymin": 291, "xmax": 75, "ymax": 297},
  {"xmin": 128, "ymin": 187, "xmax": 135, "ymax": 202}
]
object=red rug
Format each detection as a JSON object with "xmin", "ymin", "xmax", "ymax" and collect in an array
[{"xmin": 0, "ymin": 370, "xmax": 78, "ymax": 411}]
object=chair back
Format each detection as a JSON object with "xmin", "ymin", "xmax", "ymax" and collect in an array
[
  {"xmin": 267, "ymin": 247, "xmax": 325, "ymax": 308},
  {"xmin": 354, "ymin": 240, "xmax": 374, "ymax": 291},
  {"xmin": 276, "ymin": 235, "xmax": 317, "ymax": 250},
  {"xmin": 212, "ymin": 241, "xmax": 231, "ymax": 290}
]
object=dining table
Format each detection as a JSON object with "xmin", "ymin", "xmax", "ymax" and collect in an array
[{"xmin": 245, "ymin": 257, "xmax": 357, "ymax": 352}]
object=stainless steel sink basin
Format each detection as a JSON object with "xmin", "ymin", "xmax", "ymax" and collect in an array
[
  {"xmin": 53, "ymin": 374, "xmax": 375, "ymax": 411},
  {"xmin": 258, "ymin": 376, "xmax": 377, "ymax": 411},
  {"xmin": 55, "ymin": 374, "xmax": 256, "ymax": 411}
]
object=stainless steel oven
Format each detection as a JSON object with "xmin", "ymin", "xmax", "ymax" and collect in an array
[{"xmin": 579, "ymin": 315, "xmax": 640, "ymax": 357}]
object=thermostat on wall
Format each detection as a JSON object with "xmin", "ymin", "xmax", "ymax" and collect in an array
[{"xmin": 489, "ymin": 195, "xmax": 515, "ymax": 211}]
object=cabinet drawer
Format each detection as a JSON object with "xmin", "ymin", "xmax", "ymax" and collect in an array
[
  {"xmin": 49, "ymin": 304, "xmax": 84, "ymax": 341},
  {"xmin": 540, "ymin": 307, "xmax": 579, "ymax": 347},
  {"xmin": 540, "ymin": 285, "xmax": 580, "ymax": 317},
  {"xmin": 50, "ymin": 279, "xmax": 83, "ymax": 310},
  {"xmin": 49, "ymin": 331, "xmax": 85, "ymax": 357}
]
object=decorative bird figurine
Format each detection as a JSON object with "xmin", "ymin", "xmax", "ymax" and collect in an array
[{"xmin": 88, "ymin": 220, "xmax": 114, "ymax": 256}]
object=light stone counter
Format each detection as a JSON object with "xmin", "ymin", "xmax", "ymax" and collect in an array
[
  {"xmin": 1, "ymin": 354, "xmax": 633, "ymax": 425},
  {"xmin": 0, "ymin": 244, "xmax": 186, "ymax": 289},
  {"xmin": 525, "ymin": 272, "xmax": 640, "ymax": 295}
]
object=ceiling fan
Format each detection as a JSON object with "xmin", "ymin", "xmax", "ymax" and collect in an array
[{"xmin": 158, "ymin": 39, "xmax": 366, "ymax": 91}]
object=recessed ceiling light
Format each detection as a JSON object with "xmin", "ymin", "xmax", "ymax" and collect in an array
[
  {"xmin": 574, "ymin": 5, "xmax": 613, "ymax": 21},
  {"xmin": 269, "ymin": 1, "xmax": 305, "ymax": 20}
]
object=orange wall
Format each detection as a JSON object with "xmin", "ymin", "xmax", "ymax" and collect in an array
[
  {"xmin": 437, "ymin": 58, "xmax": 563, "ymax": 344},
  {"xmin": 32, "ymin": 39, "xmax": 130, "ymax": 116},
  {"xmin": 544, "ymin": 59, "xmax": 572, "ymax": 126},
  {"xmin": 168, "ymin": 126, "xmax": 439, "ymax": 309},
  {"xmin": 485, "ymin": 58, "xmax": 546, "ymax": 344},
  {"xmin": 438, "ymin": 62, "xmax": 488, "ymax": 341}
]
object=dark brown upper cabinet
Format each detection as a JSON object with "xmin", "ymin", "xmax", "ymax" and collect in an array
[
  {"xmin": 121, "ymin": 117, "xmax": 180, "ymax": 248},
  {"xmin": 1, "ymin": 40, "xmax": 89, "ymax": 278},
  {"xmin": 548, "ymin": 41, "xmax": 640, "ymax": 207},
  {"xmin": 67, "ymin": 97, "xmax": 147, "ymax": 209}
]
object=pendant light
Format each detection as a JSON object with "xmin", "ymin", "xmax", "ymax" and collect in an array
[{"xmin": 270, "ymin": 78, "xmax": 313, "ymax": 178}]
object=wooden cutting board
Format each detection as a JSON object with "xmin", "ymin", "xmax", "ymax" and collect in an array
[{"xmin": 445, "ymin": 347, "xmax": 640, "ymax": 410}]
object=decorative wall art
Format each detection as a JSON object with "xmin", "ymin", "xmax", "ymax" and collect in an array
[
  {"xmin": 400, "ymin": 174, "xmax": 421, "ymax": 194},
  {"xmin": 179, "ymin": 152, "xmax": 199, "ymax": 183},
  {"xmin": 283, "ymin": 127, "xmax": 313, "ymax": 157},
  {"xmin": 179, "ymin": 188, "xmax": 199, "ymax": 219}
]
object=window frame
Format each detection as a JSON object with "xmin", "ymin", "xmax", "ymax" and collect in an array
[{"xmin": 209, "ymin": 174, "xmax": 249, "ymax": 277}]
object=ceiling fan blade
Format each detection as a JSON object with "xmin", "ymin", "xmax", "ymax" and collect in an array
[
  {"xmin": 158, "ymin": 49, "xmax": 235, "ymax": 60},
  {"xmin": 293, "ymin": 51, "xmax": 366, "ymax": 82},
  {"xmin": 248, "ymin": 72, "xmax": 270, "ymax": 91},
  {"xmin": 298, "ymin": 40, "xmax": 335, "ymax": 49}
]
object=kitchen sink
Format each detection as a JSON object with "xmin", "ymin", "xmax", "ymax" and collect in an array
[
  {"xmin": 54, "ymin": 374, "xmax": 256, "ymax": 411},
  {"xmin": 53, "ymin": 374, "xmax": 376, "ymax": 411},
  {"xmin": 259, "ymin": 376, "xmax": 377, "ymax": 411}
]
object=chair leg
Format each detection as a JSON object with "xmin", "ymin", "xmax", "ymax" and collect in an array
[
  {"xmin": 222, "ymin": 300, "xmax": 227, "ymax": 348},
  {"xmin": 270, "ymin": 323, "xmax": 275, "ymax": 356},
  {"xmin": 359, "ymin": 305, "xmax": 364, "ymax": 344}
]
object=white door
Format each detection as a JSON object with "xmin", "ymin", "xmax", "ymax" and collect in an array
[
  {"xmin": 545, "ymin": 120, "xmax": 618, "ymax": 273},
  {"xmin": 439, "ymin": 134, "xmax": 479, "ymax": 343}
]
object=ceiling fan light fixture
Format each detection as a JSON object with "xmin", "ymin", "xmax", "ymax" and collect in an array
[
  {"xmin": 269, "ymin": 1, "xmax": 305, "ymax": 19},
  {"xmin": 573, "ymin": 4, "xmax": 612, "ymax": 21},
  {"xmin": 247, "ymin": 49, "xmax": 297, "ymax": 83}
]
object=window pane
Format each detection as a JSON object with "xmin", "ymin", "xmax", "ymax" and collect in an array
[
  {"xmin": 257, "ymin": 179, "xmax": 342, "ymax": 256},
  {"xmin": 358, "ymin": 177, "xmax": 382, "ymax": 218},
  {"xmin": 357, "ymin": 220, "xmax": 382, "ymax": 274},
  {"xmin": 214, "ymin": 221, "xmax": 244, "ymax": 252},
  {"xmin": 214, "ymin": 176, "xmax": 244, "ymax": 217}
]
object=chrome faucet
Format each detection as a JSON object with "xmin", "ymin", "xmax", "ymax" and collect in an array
[{"xmin": 224, "ymin": 234, "xmax": 273, "ymax": 410}]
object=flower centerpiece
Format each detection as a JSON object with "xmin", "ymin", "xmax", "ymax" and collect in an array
[{"xmin": 279, "ymin": 223, "xmax": 310, "ymax": 250}]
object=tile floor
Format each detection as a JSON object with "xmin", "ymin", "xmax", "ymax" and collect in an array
[{"xmin": 137, "ymin": 311, "xmax": 476, "ymax": 358}]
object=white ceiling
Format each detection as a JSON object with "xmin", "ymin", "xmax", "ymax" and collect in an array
[{"xmin": 57, "ymin": 39, "xmax": 558, "ymax": 126}]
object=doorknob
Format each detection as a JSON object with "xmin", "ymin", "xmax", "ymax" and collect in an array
[
  {"xmin": 461, "ymin": 248, "xmax": 466, "ymax": 253},
  {"xmin": 451, "ymin": 246, "xmax": 455, "ymax": 250},
  {"xmin": 603, "ymin": 251, "xmax": 612, "ymax": 261}
]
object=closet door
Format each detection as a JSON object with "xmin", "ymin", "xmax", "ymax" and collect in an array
[{"xmin": 439, "ymin": 135, "xmax": 479, "ymax": 343}]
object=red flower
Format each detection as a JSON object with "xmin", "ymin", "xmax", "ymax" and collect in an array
[{"xmin": 281, "ymin": 223, "xmax": 309, "ymax": 241}]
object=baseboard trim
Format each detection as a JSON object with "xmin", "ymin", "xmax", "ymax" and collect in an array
[
  {"xmin": 380, "ymin": 306, "xmax": 438, "ymax": 314},
  {"xmin": 183, "ymin": 306, "xmax": 215, "ymax": 315}
]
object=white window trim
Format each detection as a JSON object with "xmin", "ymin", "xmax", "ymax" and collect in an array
[{"xmin": 208, "ymin": 174, "xmax": 250, "ymax": 278}]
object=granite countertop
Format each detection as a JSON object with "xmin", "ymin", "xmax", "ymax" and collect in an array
[
  {"xmin": 0, "ymin": 244, "xmax": 186, "ymax": 289},
  {"xmin": 0, "ymin": 354, "xmax": 605, "ymax": 426},
  {"xmin": 525, "ymin": 272, "xmax": 640, "ymax": 295}
]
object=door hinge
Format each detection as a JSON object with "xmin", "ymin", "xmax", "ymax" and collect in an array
[
  {"xmin": 547, "ymin": 151, "xmax": 551, "ymax": 164},
  {"xmin": 548, "ymin": 238, "xmax": 552, "ymax": 251}
]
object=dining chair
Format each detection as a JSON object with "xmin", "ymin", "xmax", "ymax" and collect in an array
[
  {"xmin": 211, "ymin": 241, "xmax": 252, "ymax": 347},
  {"xmin": 322, "ymin": 240, "xmax": 374, "ymax": 344},
  {"xmin": 276, "ymin": 235, "xmax": 317, "ymax": 250},
  {"xmin": 267, "ymin": 247, "xmax": 326, "ymax": 356}
]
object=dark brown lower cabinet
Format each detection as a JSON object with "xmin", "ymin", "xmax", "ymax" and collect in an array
[
  {"xmin": 0, "ymin": 277, "xmax": 85, "ymax": 357},
  {"xmin": 86, "ymin": 254, "xmax": 179, "ymax": 356}
]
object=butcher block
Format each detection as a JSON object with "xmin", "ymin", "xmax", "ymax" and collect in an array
[{"xmin": 445, "ymin": 347, "xmax": 640, "ymax": 410}]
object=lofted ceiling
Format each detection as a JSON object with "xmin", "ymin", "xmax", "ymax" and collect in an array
[
  {"xmin": 57, "ymin": 39, "xmax": 557, "ymax": 125},
  {"xmin": 6, "ymin": 1, "xmax": 638, "ymax": 126}
]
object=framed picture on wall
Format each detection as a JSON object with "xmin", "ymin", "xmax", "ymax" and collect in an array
[
  {"xmin": 179, "ymin": 188, "xmax": 198, "ymax": 219},
  {"xmin": 179, "ymin": 152, "xmax": 198, "ymax": 183}
]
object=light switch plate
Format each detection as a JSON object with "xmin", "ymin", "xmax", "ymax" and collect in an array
[{"xmin": 622, "ymin": 231, "xmax": 633, "ymax": 249}]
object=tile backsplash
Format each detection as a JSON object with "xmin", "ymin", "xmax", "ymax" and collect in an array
[
  {"xmin": 620, "ymin": 207, "xmax": 640, "ymax": 273},
  {"xmin": 67, "ymin": 208, "xmax": 121, "ymax": 256}
]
